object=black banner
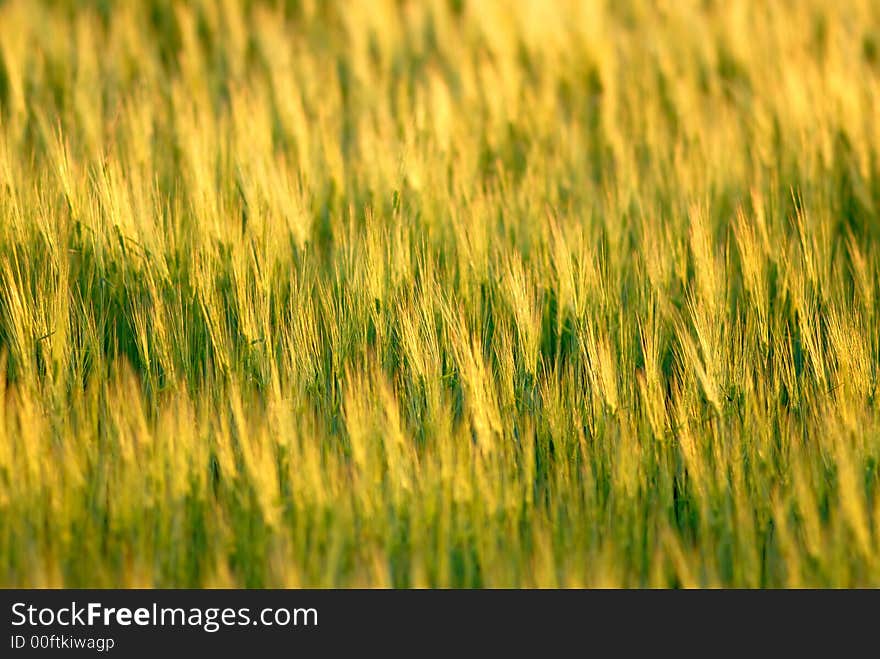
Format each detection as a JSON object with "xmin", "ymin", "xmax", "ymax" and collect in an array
[{"xmin": 1, "ymin": 589, "xmax": 876, "ymax": 655}]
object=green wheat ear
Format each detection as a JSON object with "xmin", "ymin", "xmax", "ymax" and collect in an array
[{"xmin": 0, "ymin": 0, "xmax": 878, "ymax": 587}]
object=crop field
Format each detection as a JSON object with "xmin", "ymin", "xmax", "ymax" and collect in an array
[{"xmin": 1, "ymin": 0, "xmax": 879, "ymax": 587}]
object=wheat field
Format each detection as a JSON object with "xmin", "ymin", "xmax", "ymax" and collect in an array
[{"xmin": 1, "ymin": 0, "xmax": 879, "ymax": 587}]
